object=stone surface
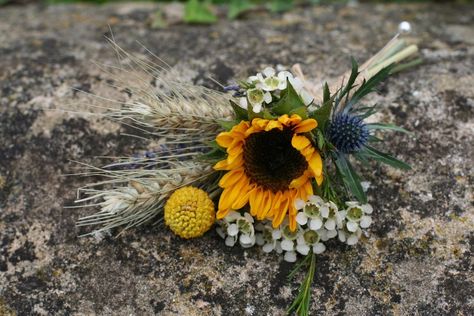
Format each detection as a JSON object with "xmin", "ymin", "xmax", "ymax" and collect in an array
[{"xmin": 1, "ymin": 2, "xmax": 473, "ymax": 315}]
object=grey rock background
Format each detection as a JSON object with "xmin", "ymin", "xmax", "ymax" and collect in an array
[{"xmin": 0, "ymin": 2, "xmax": 473, "ymax": 315}]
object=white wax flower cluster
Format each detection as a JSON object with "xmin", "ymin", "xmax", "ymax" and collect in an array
[
  {"xmin": 238, "ymin": 67, "xmax": 313, "ymax": 113},
  {"xmin": 216, "ymin": 196, "xmax": 374, "ymax": 262}
]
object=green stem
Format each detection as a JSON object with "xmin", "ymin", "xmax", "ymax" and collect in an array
[{"xmin": 287, "ymin": 253, "xmax": 317, "ymax": 316}]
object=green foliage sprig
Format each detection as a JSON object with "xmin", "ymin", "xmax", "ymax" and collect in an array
[{"xmin": 287, "ymin": 253, "xmax": 317, "ymax": 316}]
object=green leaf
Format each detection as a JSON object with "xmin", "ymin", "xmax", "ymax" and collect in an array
[
  {"xmin": 335, "ymin": 57, "xmax": 359, "ymax": 109},
  {"xmin": 271, "ymin": 79, "xmax": 305, "ymax": 115},
  {"xmin": 287, "ymin": 254, "xmax": 311, "ymax": 281},
  {"xmin": 228, "ymin": 0, "xmax": 255, "ymax": 19},
  {"xmin": 289, "ymin": 106, "xmax": 308, "ymax": 119},
  {"xmin": 199, "ymin": 141, "xmax": 226, "ymax": 161},
  {"xmin": 216, "ymin": 119, "xmax": 239, "ymax": 131},
  {"xmin": 316, "ymin": 129, "xmax": 325, "ymax": 151},
  {"xmin": 362, "ymin": 146, "xmax": 412, "ymax": 170},
  {"xmin": 354, "ymin": 152, "xmax": 370, "ymax": 167},
  {"xmin": 262, "ymin": 109, "xmax": 277, "ymax": 120},
  {"xmin": 366, "ymin": 123, "xmax": 412, "ymax": 134},
  {"xmin": 310, "ymin": 99, "xmax": 333, "ymax": 130},
  {"xmin": 334, "ymin": 153, "xmax": 367, "ymax": 203},
  {"xmin": 200, "ymin": 148, "xmax": 226, "ymax": 161},
  {"xmin": 268, "ymin": 0, "xmax": 294, "ymax": 13},
  {"xmin": 390, "ymin": 58, "xmax": 423, "ymax": 74},
  {"xmin": 229, "ymin": 100, "xmax": 248, "ymax": 121},
  {"xmin": 184, "ymin": 0, "xmax": 218, "ymax": 24},
  {"xmin": 368, "ymin": 135, "xmax": 383, "ymax": 143},
  {"xmin": 287, "ymin": 253, "xmax": 316, "ymax": 316},
  {"xmin": 346, "ymin": 64, "xmax": 394, "ymax": 109},
  {"xmin": 356, "ymin": 105, "xmax": 378, "ymax": 119},
  {"xmin": 322, "ymin": 82, "xmax": 330, "ymax": 104}
]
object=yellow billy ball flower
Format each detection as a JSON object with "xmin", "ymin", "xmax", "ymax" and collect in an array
[{"xmin": 164, "ymin": 186, "xmax": 215, "ymax": 239}]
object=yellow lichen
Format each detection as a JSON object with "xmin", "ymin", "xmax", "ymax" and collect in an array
[{"xmin": 164, "ymin": 186, "xmax": 215, "ymax": 239}]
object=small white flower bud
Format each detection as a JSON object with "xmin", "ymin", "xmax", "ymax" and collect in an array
[{"xmin": 398, "ymin": 21, "xmax": 411, "ymax": 34}]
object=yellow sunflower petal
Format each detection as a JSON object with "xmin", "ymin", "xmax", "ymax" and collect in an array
[
  {"xmin": 214, "ymin": 159, "xmax": 229, "ymax": 171},
  {"xmin": 291, "ymin": 134, "xmax": 311, "ymax": 151},
  {"xmin": 272, "ymin": 196, "xmax": 290, "ymax": 228},
  {"xmin": 308, "ymin": 151, "xmax": 323, "ymax": 177},
  {"xmin": 227, "ymin": 146, "xmax": 243, "ymax": 162},
  {"xmin": 265, "ymin": 120, "xmax": 283, "ymax": 131},
  {"xmin": 218, "ymin": 176, "xmax": 247, "ymax": 210},
  {"xmin": 294, "ymin": 118, "xmax": 317, "ymax": 133},
  {"xmin": 303, "ymin": 179, "xmax": 313, "ymax": 196},
  {"xmin": 267, "ymin": 191, "xmax": 282, "ymax": 217},
  {"xmin": 252, "ymin": 118, "xmax": 269, "ymax": 130},
  {"xmin": 244, "ymin": 127, "xmax": 256, "ymax": 137},
  {"xmin": 216, "ymin": 208, "xmax": 231, "ymax": 219},
  {"xmin": 231, "ymin": 184, "xmax": 252, "ymax": 209},
  {"xmin": 257, "ymin": 190, "xmax": 272, "ymax": 220},
  {"xmin": 300, "ymin": 146, "xmax": 315, "ymax": 159},
  {"xmin": 289, "ymin": 172, "xmax": 308, "ymax": 189},
  {"xmin": 218, "ymin": 188, "xmax": 233, "ymax": 210},
  {"xmin": 226, "ymin": 153, "xmax": 244, "ymax": 168},
  {"xmin": 249, "ymin": 187, "xmax": 263, "ymax": 217},
  {"xmin": 219, "ymin": 168, "xmax": 244, "ymax": 188},
  {"xmin": 277, "ymin": 114, "xmax": 290, "ymax": 125},
  {"xmin": 288, "ymin": 204, "xmax": 297, "ymax": 232},
  {"xmin": 233, "ymin": 121, "xmax": 250, "ymax": 133},
  {"xmin": 315, "ymin": 174, "xmax": 324, "ymax": 186},
  {"xmin": 288, "ymin": 114, "xmax": 303, "ymax": 125},
  {"xmin": 216, "ymin": 132, "xmax": 233, "ymax": 148}
]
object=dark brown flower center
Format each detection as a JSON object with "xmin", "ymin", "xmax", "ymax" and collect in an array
[{"xmin": 243, "ymin": 128, "xmax": 308, "ymax": 192}]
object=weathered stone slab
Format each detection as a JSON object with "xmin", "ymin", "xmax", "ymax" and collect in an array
[{"xmin": 0, "ymin": 2, "xmax": 473, "ymax": 315}]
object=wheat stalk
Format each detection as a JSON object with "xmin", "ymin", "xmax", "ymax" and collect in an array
[
  {"xmin": 70, "ymin": 38, "xmax": 234, "ymax": 235},
  {"xmin": 73, "ymin": 160, "xmax": 216, "ymax": 236},
  {"xmin": 100, "ymin": 39, "xmax": 234, "ymax": 143}
]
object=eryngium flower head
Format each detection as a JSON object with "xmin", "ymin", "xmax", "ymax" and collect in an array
[{"xmin": 327, "ymin": 113, "xmax": 369, "ymax": 154}]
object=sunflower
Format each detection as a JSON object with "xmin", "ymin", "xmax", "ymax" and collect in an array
[{"xmin": 214, "ymin": 114, "xmax": 323, "ymax": 231}]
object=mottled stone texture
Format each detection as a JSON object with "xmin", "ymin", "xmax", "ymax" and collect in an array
[{"xmin": 0, "ymin": 2, "xmax": 473, "ymax": 315}]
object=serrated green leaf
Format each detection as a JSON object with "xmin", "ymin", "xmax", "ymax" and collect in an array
[
  {"xmin": 229, "ymin": 100, "xmax": 248, "ymax": 121},
  {"xmin": 362, "ymin": 146, "xmax": 411, "ymax": 170},
  {"xmin": 184, "ymin": 0, "xmax": 217, "ymax": 24},
  {"xmin": 366, "ymin": 123, "xmax": 412, "ymax": 134},
  {"xmin": 289, "ymin": 106, "xmax": 308, "ymax": 119},
  {"xmin": 334, "ymin": 153, "xmax": 367, "ymax": 203},
  {"xmin": 217, "ymin": 119, "xmax": 239, "ymax": 131},
  {"xmin": 310, "ymin": 99, "xmax": 332, "ymax": 130},
  {"xmin": 228, "ymin": 0, "xmax": 255, "ymax": 19},
  {"xmin": 271, "ymin": 79, "xmax": 305, "ymax": 115}
]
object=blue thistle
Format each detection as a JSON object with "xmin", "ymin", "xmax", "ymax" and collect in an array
[{"xmin": 327, "ymin": 113, "xmax": 369, "ymax": 154}]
